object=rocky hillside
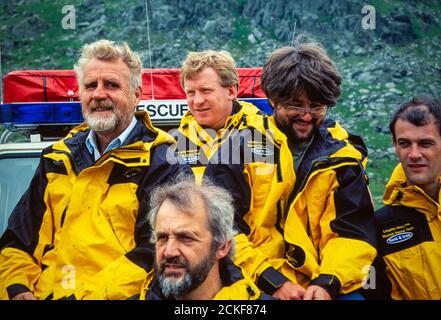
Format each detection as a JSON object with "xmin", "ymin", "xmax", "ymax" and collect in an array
[{"xmin": 1, "ymin": 0, "xmax": 441, "ymax": 207}]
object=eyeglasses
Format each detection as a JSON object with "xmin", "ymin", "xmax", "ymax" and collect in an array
[{"xmin": 282, "ymin": 105, "xmax": 328, "ymax": 118}]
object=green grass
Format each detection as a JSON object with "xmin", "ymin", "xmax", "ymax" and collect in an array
[
  {"xmin": 368, "ymin": 157, "xmax": 398, "ymax": 209},
  {"xmin": 369, "ymin": 0, "xmax": 398, "ymax": 15},
  {"xmin": 229, "ymin": 16, "xmax": 253, "ymax": 52},
  {"xmin": 2, "ymin": 0, "xmax": 82, "ymax": 71}
]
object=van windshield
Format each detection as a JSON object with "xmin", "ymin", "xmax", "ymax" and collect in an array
[{"xmin": 0, "ymin": 156, "xmax": 40, "ymax": 234}]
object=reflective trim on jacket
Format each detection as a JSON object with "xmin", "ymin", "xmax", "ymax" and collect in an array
[
  {"xmin": 283, "ymin": 118, "xmax": 377, "ymax": 297},
  {"xmin": 375, "ymin": 164, "xmax": 441, "ymax": 300},
  {"xmin": 0, "ymin": 111, "xmax": 190, "ymax": 300}
]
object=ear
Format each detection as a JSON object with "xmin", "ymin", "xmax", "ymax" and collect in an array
[
  {"xmin": 392, "ymin": 137, "xmax": 398, "ymax": 154},
  {"xmin": 133, "ymin": 85, "xmax": 142, "ymax": 106},
  {"xmin": 227, "ymin": 85, "xmax": 238, "ymax": 101},
  {"xmin": 215, "ymin": 240, "xmax": 232, "ymax": 260}
]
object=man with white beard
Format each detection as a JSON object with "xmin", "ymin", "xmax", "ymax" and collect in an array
[{"xmin": 0, "ymin": 40, "xmax": 190, "ymax": 300}]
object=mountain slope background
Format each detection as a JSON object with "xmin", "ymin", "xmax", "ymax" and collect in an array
[{"xmin": 1, "ymin": 0, "xmax": 441, "ymax": 207}]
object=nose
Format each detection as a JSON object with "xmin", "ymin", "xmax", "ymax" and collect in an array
[
  {"xmin": 408, "ymin": 144, "xmax": 422, "ymax": 161},
  {"xmin": 91, "ymin": 83, "xmax": 107, "ymax": 101},
  {"xmin": 193, "ymin": 91, "xmax": 205, "ymax": 106},
  {"xmin": 163, "ymin": 238, "xmax": 179, "ymax": 259},
  {"xmin": 300, "ymin": 112, "xmax": 313, "ymax": 121}
]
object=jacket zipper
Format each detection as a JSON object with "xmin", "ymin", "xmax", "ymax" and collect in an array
[{"xmin": 52, "ymin": 150, "xmax": 80, "ymax": 176}]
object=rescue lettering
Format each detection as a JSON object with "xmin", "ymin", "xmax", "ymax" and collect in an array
[{"xmin": 137, "ymin": 100, "xmax": 188, "ymax": 120}]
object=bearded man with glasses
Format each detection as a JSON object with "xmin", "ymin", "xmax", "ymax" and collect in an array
[{"xmin": 260, "ymin": 43, "xmax": 377, "ymax": 300}]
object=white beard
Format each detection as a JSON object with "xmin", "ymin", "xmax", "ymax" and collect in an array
[
  {"xmin": 83, "ymin": 98, "xmax": 133, "ymax": 133},
  {"xmin": 85, "ymin": 110, "xmax": 119, "ymax": 133}
]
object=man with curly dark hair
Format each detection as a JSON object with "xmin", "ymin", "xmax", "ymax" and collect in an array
[{"xmin": 261, "ymin": 43, "xmax": 377, "ymax": 300}]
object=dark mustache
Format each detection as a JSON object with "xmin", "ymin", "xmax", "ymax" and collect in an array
[
  {"xmin": 290, "ymin": 116, "xmax": 317, "ymax": 124},
  {"xmin": 160, "ymin": 256, "xmax": 187, "ymax": 269},
  {"xmin": 89, "ymin": 100, "xmax": 114, "ymax": 110}
]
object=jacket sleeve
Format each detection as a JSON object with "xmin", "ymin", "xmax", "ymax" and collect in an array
[
  {"xmin": 310, "ymin": 164, "xmax": 377, "ymax": 298},
  {"xmin": 203, "ymin": 162, "xmax": 290, "ymax": 295},
  {"xmin": 0, "ymin": 155, "xmax": 52, "ymax": 299},
  {"xmin": 359, "ymin": 256, "xmax": 392, "ymax": 300},
  {"xmin": 74, "ymin": 144, "xmax": 194, "ymax": 299}
]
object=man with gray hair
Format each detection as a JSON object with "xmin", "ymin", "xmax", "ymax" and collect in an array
[
  {"xmin": 0, "ymin": 39, "xmax": 190, "ymax": 300},
  {"xmin": 134, "ymin": 179, "xmax": 268, "ymax": 300}
]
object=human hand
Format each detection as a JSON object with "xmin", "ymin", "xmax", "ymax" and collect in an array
[
  {"xmin": 303, "ymin": 285, "xmax": 331, "ymax": 300},
  {"xmin": 12, "ymin": 292, "xmax": 37, "ymax": 300},
  {"xmin": 272, "ymin": 281, "xmax": 305, "ymax": 300}
]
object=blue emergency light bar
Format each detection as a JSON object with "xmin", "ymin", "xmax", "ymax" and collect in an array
[
  {"xmin": 0, "ymin": 99, "xmax": 273, "ymax": 125},
  {"xmin": 0, "ymin": 102, "xmax": 83, "ymax": 125}
]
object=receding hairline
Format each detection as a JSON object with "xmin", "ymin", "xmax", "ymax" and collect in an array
[
  {"xmin": 160, "ymin": 192, "xmax": 206, "ymax": 215},
  {"xmin": 389, "ymin": 100, "xmax": 441, "ymax": 140},
  {"xmin": 81, "ymin": 56, "xmax": 131, "ymax": 74},
  {"xmin": 154, "ymin": 193, "xmax": 211, "ymax": 231},
  {"xmin": 395, "ymin": 104, "xmax": 436, "ymax": 123}
]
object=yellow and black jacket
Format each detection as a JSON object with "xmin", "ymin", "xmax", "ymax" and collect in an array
[
  {"xmin": 135, "ymin": 258, "xmax": 272, "ymax": 300},
  {"xmin": 375, "ymin": 164, "xmax": 441, "ymax": 300},
  {"xmin": 0, "ymin": 111, "xmax": 190, "ymax": 300},
  {"xmin": 172, "ymin": 101, "xmax": 299, "ymax": 294},
  {"xmin": 282, "ymin": 118, "xmax": 377, "ymax": 298}
]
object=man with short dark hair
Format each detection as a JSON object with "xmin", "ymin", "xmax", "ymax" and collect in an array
[
  {"xmin": 261, "ymin": 43, "xmax": 377, "ymax": 300},
  {"xmin": 375, "ymin": 97, "xmax": 441, "ymax": 300}
]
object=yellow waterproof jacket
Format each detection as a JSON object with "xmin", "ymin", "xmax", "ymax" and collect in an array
[
  {"xmin": 375, "ymin": 164, "xmax": 441, "ymax": 300},
  {"xmin": 172, "ymin": 101, "xmax": 299, "ymax": 294},
  {"xmin": 137, "ymin": 258, "xmax": 269, "ymax": 300},
  {"xmin": 0, "ymin": 111, "xmax": 190, "ymax": 300},
  {"xmin": 282, "ymin": 118, "xmax": 377, "ymax": 298}
]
